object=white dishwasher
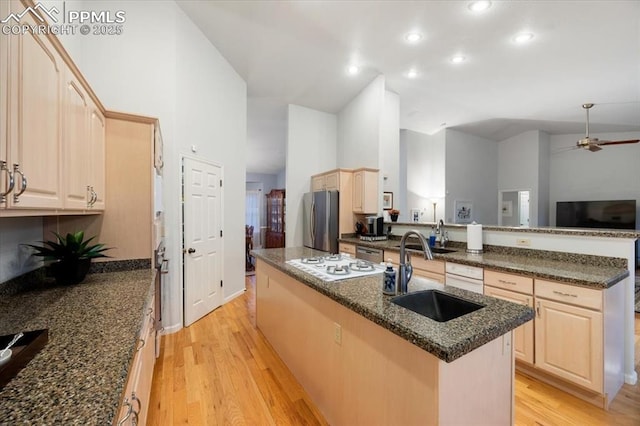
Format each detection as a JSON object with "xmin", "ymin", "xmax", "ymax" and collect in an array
[{"xmin": 445, "ymin": 262, "xmax": 484, "ymax": 294}]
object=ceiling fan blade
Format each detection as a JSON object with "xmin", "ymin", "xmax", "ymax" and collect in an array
[
  {"xmin": 595, "ymin": 139, "xmax": 640, "ymax": 146},
  {"xmin": 587, "ymin": 144, "xmax": 603, "ymax": 152},
  {"xmin": 552, "ymin": 145, "xmax": 580, "ymax": 154}
]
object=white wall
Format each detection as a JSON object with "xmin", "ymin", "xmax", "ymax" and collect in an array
[
  {"xmin": 549, "ymin": 131, "xmax": 640, "ymax": 226},
  {"xmin": 276, "ymin": 169, "xmax": 286, "ymax": 188},
  {"xmin": 337, "ymin": 75, "xmax": 385, "ymax": 169},
  {"xmin": 538, "ymin": 131, "xmax": 551, "ymax": 225},
  {"xmin": 380, "ymin": 91, "xmax": 400, "ymax": 215},
  {"xmin": 48, "ymin": 0, "xmax": 246, "ymax": 333},
  {"xmin": 286, "ymin": 104, "xmax": 337, "ymax": 247},
  {"xmin": 445, "ymin": 129, "xmax": 498, "ymax": 225},
  {"xmin": 498, "ymin": 131, "xmax": 541, "ymax": 226},
  {"xmin": 403, "ymin": 129, "xmax": 446, "ymax": 223},
  {"xmin": 0, "ymin": 217, "xmax": 43, "ymax": 283},
  {"xmin": 497, "ymin": 130, "xmax": 552, "ymax": 226}
]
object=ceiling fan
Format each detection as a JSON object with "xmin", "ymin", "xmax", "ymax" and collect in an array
[{"xmin": 576, "ymin": 103, "xmax": 639, "ymax": 152}]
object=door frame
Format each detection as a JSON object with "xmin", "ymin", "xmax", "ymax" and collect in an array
[
  {"xmin": 498, "ymin": 188, "xmax": 531, "ymax": 227},
  {"xmin": 180, "ymin": 154, "xmax": 225, "ymax": 328}
]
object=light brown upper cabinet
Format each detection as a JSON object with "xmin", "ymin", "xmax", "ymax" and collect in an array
[
  {"xmin": 88, "ymin": 102, "xmax": 106, "ymax": 210},
  {"xmin": 352, "ymin": 168, "xmax": 378, "ymax": 214},
  {"xmin": 2, "ymin": 3, "xmax": 64, "ymax": 210},
  {"xmin": 311, "ymin": 170, "xmax": 339, "ymax": 192},
  {"xmin": 0, "ymin": 0, "xmax": 105, "ymax": 214}
]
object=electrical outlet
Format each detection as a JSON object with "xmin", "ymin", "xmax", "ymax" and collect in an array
[
  {"xmin": 334, "ymin": 322, "xmax": 342, "ymax": 345},
  {"xmin": 516, "ymin": 238, "xmax": 531, "ymax": 247}
]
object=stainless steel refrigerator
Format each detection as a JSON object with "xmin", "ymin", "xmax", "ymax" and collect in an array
[{"xmin": 303, "ymin": 190, "xmax": 339, "ymax": 253}]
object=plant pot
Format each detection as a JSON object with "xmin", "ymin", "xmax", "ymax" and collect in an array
[
  {"xmin": 390, "ymin": 214, "xmax": 399, "ymax": 222},
  {"xmin": 49, "ymin": 258, "xmax": 92, "ymax": 285}
]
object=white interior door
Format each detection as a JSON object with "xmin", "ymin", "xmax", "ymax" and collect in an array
[{"xmin": 183, "ymin": 157, "xmax": 223, "ymax": 327}]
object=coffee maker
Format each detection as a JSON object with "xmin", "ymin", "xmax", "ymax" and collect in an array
[{"xmin": 366, "ymin": 216, "xmax": 384, "ymax": 236}]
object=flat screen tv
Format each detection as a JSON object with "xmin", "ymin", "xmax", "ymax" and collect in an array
[{"xmin": 556, "ymin": 200, "xmax": 636, "ymax": 230}]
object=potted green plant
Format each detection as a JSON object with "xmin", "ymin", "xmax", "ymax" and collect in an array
[{"xmin": 28, "ymin": 231, "xmax": 111, "ymax": 285}]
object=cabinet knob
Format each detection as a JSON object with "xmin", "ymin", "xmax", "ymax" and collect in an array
[{"xmin": 187, "ymin": 248, "xmax": 196, "ymax": 254}]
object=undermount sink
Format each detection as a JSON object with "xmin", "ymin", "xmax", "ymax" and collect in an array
[
  {"xmin": 391, "ymin": 290, "xmax": 484, "ymax": 322},
  {"xmin": 396, "ymin": 243, "xmax": 457, "ymax": 254}
]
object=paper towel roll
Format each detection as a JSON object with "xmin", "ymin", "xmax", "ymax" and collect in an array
[{"xmin": 467, "ymin": 221, "xmax": 483, "ymax": 253}]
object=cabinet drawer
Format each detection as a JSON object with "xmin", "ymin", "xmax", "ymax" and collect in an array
[
  {"xmin": 485, "ymin": 270, "xmax": 533, "ymax": 295},
  {"xmin": 445, "ymin": 262, "xmax": 483, "ymax": 280},
  {"xmin": 339, "ymin": 243, "xmax": 356, "ymax": 256},
  {"xmin": 535, "ymin": 279, "xmax": 602, "ymax": 311},
  {"xmin": 385, "ymin": 251, "xmax": 445, "ymax": 275}
]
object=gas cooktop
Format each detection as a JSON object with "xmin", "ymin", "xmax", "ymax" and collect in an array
[{"xmin": 286, "ymin": 254, "xmax": 384, "ymax": 282}]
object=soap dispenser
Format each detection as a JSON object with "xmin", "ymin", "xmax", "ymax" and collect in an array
[{"xmin": 383, "ymin": 259, "xmax": 396, "ymax": 295}]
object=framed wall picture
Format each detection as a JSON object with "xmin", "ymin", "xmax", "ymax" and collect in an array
[
  {"xmin": 501, "ymin": 201, "xmax": 513, "ymax": 217},
  {"xmin": 382, "ymin": 192, "xmax": 393, "ymax": 210},
  {"xmin": 454, "ymin": 200, "xmax": 473, "ymax": 224}
]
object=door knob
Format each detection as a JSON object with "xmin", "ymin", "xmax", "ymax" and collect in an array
[{"xmin": 187, "ymin": 248, "xmax": 196, "ymax": 254}]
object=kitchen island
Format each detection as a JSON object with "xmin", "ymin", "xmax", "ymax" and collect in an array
[{"xmin": 253, "ymin": 247, "xmax": 534, "ymax": 425}]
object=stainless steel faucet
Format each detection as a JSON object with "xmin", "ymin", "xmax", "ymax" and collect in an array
[{"xmin": 397, "ymin": 230, "xmax": 434, "ymax": 295}]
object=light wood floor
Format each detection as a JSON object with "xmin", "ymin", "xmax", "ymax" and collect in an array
[{"xmin": 148, "ymin": 276, "xmax": 640, "ymax": 425}]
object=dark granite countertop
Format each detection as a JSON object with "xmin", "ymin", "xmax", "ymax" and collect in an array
[
  {"xmin": 339, "ymin": 237, "xmax": 629, "ymax": 289},
  {"xmin": 384, "ymin": 221, "xmax": 640, "ymax": 239},
  {"xmin": 252, "ymin": 247, "xmax": 534, "ymax": 363},
  {"xmin": 0, "ymin": 269, "xmax": 153, "ymax": 425}
]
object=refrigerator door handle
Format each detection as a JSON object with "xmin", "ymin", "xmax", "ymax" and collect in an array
[{"xmin": 311, "ymin": 202, "xmax": 316, "ymax": 244}]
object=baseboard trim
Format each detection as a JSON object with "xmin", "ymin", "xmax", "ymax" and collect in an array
[
  {"xmin": 160, "ymin": 323, "xmax": 182, "ymax": 335},
  {"xmin": 516, "ymin": 362, "xmax": 608, "ymax": 409},
  {"xmin": 624, "ymin": 371, "xmax": 638, "ymax": 385},
  {"xmin": 225, "ymin": 288, "xmax": 246, "ymax": 303}
]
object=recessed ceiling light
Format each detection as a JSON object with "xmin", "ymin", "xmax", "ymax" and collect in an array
[
  {"xmin": 450, "ymin": 55, "xmax": 466, "ymax": 64},
  {"xmin": 513, "ymin": 32, "xmax": 534, "ymax": 44},
  {"xmin": 468, "ymin": 1, "xmax": 492, "ymax": 12},
  {"xmin": 407, "ymin": 69, "xmax": 418, "ymax": 79},
  {"xmin": 347, "ymin": 65, "xmax": 359, "ymax": 75},
  {"xmin": 405, "ymin": 32, "xmax": 423, "ymax": 43}
]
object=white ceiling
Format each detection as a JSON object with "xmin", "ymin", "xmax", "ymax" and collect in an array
[{"xmin": 176, "ymin": 1, "xmax": 640, "ymax": 174}]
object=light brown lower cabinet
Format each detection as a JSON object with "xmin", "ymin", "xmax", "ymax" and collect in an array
[
  {"xmin": 338, "ymin": 242, "xmax": 356, "ymax": 257},
  {"xmin": 534, "ymin": 297, "xmax": 603, "ymax": 392},
  {"xmin": 384, "ymin": 251, "xmax": 445, "ymax": 284},
  {"xmin": 115, "ymin": 296, "xmax": 156, "ymax": 426},
  {"xmin": 484, "ymin": 269, "xmax": 625, "ymax": 409},
  {"xmin": 484, "ymin": 286, "xmax": 534, "ymax": 364}
]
